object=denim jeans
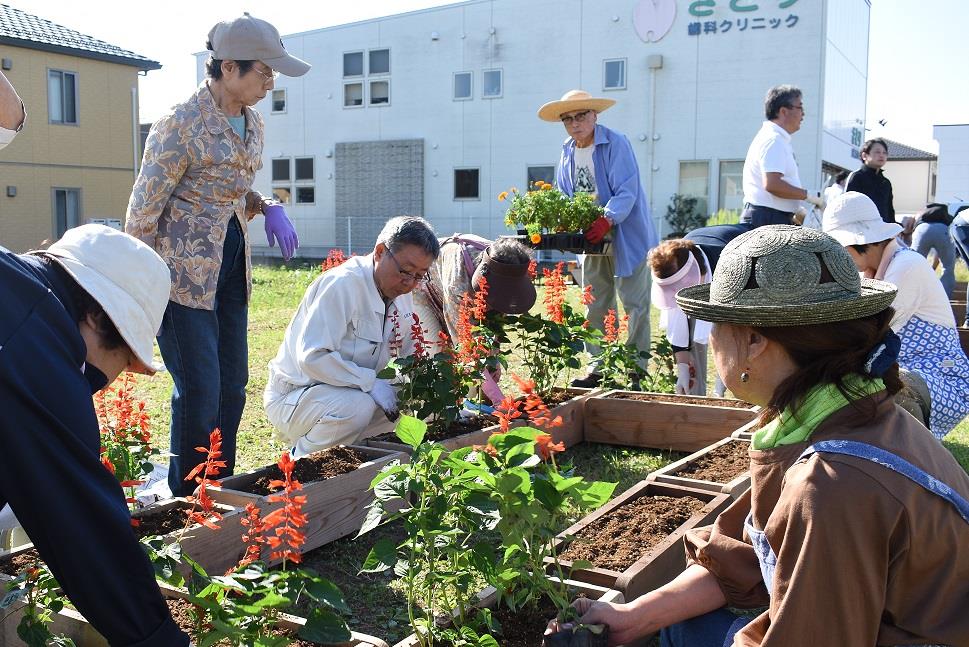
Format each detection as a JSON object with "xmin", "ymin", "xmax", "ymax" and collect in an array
[
  {"xmin": 660, "ymin": 608, "xmax": 750, "ymax": 647},
  {"xmin": 912, "ymin": 222, "xmax": 956, "ymax": 298},
  {"xmin": 158, "ymin": 217, "xmax": 248, "ymax": 496},
  {"xmin": 739, "ymin": 203, "xmax": 794, "ymax": 228}
]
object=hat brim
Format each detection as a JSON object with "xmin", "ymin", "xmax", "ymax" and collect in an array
[
  {"xmin": 675, "ymin": 278, "xmax": 897, "ymax": 327},
  {"xmin": 825, "ymin": 221, "xmax": 902, "ymax": 247},
  {"xmin": 538, "ymin": 97, "xmax": 616, "ymax": 122},
  {"xmin": 262, "ymin": 52, "xmax": 311, "ymax": 77},
  {"xmin": 41, "ymin": 254, "xmax": 163, "ymax": 374}
]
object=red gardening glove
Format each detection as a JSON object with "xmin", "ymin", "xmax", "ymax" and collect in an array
[{"xmin": 585, "ymin": 216, "xmax": 612, "ymax": 244}]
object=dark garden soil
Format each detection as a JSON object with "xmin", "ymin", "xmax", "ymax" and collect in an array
[
  {"xmin": 371, "ymin": 415, "xmax": 499, "ymax": 444},
  {"xmin": 245, "ymin": 446, "xmax": 368, "ymax": 495},
  {"xmin": 673, "ymin": 441, "xmax": 750, "ymax": 483},
  {"xmin": 0, "ymin": 547, "xmax": 41, "ymax": 576},
  {"xmin": 608, "ymin": 392, "xmax": 753, "ymax": 408},
  {"xmin": 558, "ymin": 495, "xmax": 706, "ymax": 571},
  {"xmin": 539, "ymin": 388, "xmax": 582, "ymax": 408},
  {"xmin": 132, "ymin": 501, "xmax": 197, "ymax": 537},
  {"xmin": 167, "ymin": 597, "xmax": 319, "ymax": 646}
]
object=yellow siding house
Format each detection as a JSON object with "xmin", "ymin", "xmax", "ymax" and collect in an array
[{"xmin": 0, "ymin": 4, "xmax": 159, "ymax": 251}]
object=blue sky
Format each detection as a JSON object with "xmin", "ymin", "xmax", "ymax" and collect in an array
[{"xmin": 17, "ymin": 0, "xmax": 967, "ymax": 153}]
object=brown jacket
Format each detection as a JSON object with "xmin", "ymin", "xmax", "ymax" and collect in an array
[{"xmin": 685, "ymin": 394, "xmax": 969, "ymax": 646}]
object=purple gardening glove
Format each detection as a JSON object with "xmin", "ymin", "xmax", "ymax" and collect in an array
[{"xmin": 263, "ymin": 204, "xmax": 299, "ymax": 260}]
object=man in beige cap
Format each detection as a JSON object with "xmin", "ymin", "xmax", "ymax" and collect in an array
[
  {"xmin": 538, "ymin": 90, "xmax": 658, "ymax": 387},
  {"xmin": 0, "ymin": 225, "xmax": 189, "ymax": 645},
  {"xmin": 126, "ymin": 14, "xmax": 310, "ymax": 496}
]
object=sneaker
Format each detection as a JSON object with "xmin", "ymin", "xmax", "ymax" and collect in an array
[{"xmin": 570, "ymin": 372, "xmax": 602, "ymax": 388}]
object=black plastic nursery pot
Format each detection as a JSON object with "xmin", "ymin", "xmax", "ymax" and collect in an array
[
  {"xmin": 544, "ymin": 625, "xmax": 610, "ymax": 647},
  {"xmin": 518, "ymin": 230, "xmax": 610, "ymax": 255}
]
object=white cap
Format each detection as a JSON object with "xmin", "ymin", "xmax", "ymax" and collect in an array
[
  {"xmin": 32, "ymin": 225, "xmax": 171, "ymax": 374},
  {"xmin": 821, "ymin": 191, "xmax": 902, "ymax": 246},
  {"xmin": 208, "ymin": 13, "xmax": 311, "ymax": 77}
]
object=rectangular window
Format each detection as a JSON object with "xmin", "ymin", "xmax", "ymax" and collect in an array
[
  {"xmin": 271, "ymin": 89, "xmax": 286, "ymax": 113},
  {"xmin": 52, "ymin": 188, "xmax": 80, "ymax": 237},
  {"xmin": 603, "ymin": 59, "xmax": 626, "ymax": 90},
  {"xmin": 272, "ymin": 187, "xmax": 291, "ymax": 204},
  {"xmin": 453, "ymin": 71, "xmax": 472, "ymax": 100},
  {"xmin": 343, "ymin": 51, "xmax": 364, "ymax": 77},
  {"xmin": 678, "ymin": 161, "xmax": 710, "ymax": 217},
  {"xmin": 295, "ymin": 157, "xmax": 314, "ymax": 181},
  {"xmin": 272, "ymin": 158, "xmax": 290, "ymax": 182},
  {"xmin": 718, "ymin": 160, "xmax": 745, "ymax": 212},
  {"xmin": 296, "ymin": 186, "xmax": 315, "ymax": 204},
  {"xmin": 369, "ymin": 49, "xmax": 390, "ymax": 75},
  {"xmin": 527, "ymin": 165, "xmax": 556, "ymax": 189},
  {"xmin": 48, "ymin": 69, "xmax": 78, "ymax": 124},
  {"xmin": 454, "ymin": 168, "xmax": 480, "ymax": 200},
  {"xmin": 482, "ymin": 69, "xmax": 502, "ymax": 98},
  {"xmin": 369, "ymin": 80, "xmax": 390, "ymax": 105},
  {"xmin": 344, "ymin": 82, "xmax": 363, "ymax": 107}
]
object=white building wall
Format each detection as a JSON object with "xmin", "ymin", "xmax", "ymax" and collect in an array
[
  {"xmin": 934, "ymin": 124, "xmax": 969, "ymax": 204},
  {"xmin": 197, "ymin": 0, "xmax": 870, "ymax": 255},
  {"xmin": 882, "ymin": 159, "xmax": 935, "ymax": 216}
]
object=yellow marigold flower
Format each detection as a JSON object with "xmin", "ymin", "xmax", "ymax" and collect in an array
[
  {"xmin": 542, "ymin": 182, "xmax": 553, "ymax": 190},
  {"xmin": 511, "ymin": 187, "xmax": 519, "ymax": 193},
  {"xmin": 530, "ymin": 233, "xmax": 542, "ymax": 244},
  {"xmin": 498, "ymin": 191, "xmax": 508, "ymax": 201}
]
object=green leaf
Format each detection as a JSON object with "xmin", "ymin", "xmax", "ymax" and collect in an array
[
  {"xmin": 533, "ymin": 476, "xmax": 564, "ymax": 509},
  {"xmin": 359, "ymin": 538, "xmax": 397, "ymax": 573},
  {"xmin": 395, "ymin": 415, "xmax": 427, "ymax": 448},
  {"xmin": 299, "ymin": 608, "xmax": 352, "ymax": 644},
  {"xmin": 356, "ymin": 500, "xmax": 385, "ymax": 538},
  {"xmin": 573, "ymin": 481, "xmax": 617, "ymax": 508},
  {"xmin": 302, "ymin": 575, "xmax": 351, "ymax": 614}
]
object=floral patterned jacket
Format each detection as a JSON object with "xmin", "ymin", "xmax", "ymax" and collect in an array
[{"xmin": 125, "ymin": 82, "xmax": 264, "ymax": 309}]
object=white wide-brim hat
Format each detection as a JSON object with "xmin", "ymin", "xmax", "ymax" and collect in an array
[
  {"xmin": 30, "ymin": 225, "xmax": 171, "ymax": 374},
  {"xmin": 538, "ymin": 90, "xmax": 616, "ymax": 122},
  {"xmin": 822, "ymin": 191, "xmax": 902, "ymax": 246}
]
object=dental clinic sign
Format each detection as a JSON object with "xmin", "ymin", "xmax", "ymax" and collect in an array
[{"xmin": 686, "ymin": 0, "xmax": 801, "ymax": 36}]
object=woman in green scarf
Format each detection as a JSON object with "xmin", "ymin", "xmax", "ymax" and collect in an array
[{"xmin": 551, "ymin": 225, "xmax": 969, "ymax": 646}]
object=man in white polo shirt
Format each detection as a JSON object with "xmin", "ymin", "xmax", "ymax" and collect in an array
[{"xmin": 741, "ymin": 84, "xmax": 823, "ymax": 227}]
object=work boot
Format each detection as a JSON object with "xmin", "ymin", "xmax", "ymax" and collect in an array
[{"xmin": 570, "ymin": 372, "xmax": 602, "ymax": 388}]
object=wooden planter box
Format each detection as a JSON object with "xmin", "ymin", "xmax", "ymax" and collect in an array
[
  {"xmin": 207, "ymin": 445, "xmax": 402, "ymax": 563},
  {"xmin": 391, "ymin": 579, "xmax": 623, "ymax": 647},
  {"xmin": 0, "ymin": 583, "xmax": 389, "ymax": 647},
  {"xmin": 517, "ymin": 387, "xmax": 602, "ymax": 449},
  {"xmin": 584, "ymin": 391, "xmax": 758, "ymax": 452},
  {"xmin": 730, "ymin": 416, "xmax": 760, "ymax": 441},
  {"xmin": 366, "ymin": 419, "xmax": 501, "ymax": 453},
  {"xmin": 649, "ymin": 437, "xmax": 752, "ymax": 499},
  {"xmin": 132, "ymin": 497, "xmax": 243, "ymax": 577},
  {"xmin": 0, "ymin": 499, "xmax": 243, "ymax": 583},
  {"xmin": 549, "ymin": 481, "xmax": 731, "ymax": 601}
]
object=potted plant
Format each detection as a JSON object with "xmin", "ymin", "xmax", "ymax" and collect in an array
[{"xmin": 501, "ymin": 183, "xmax": 607, "ymax": 254}]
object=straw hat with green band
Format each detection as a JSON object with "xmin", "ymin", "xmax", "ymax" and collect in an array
[{"xmin": 675, "ymin": 225, "xmax": 897, "ymax": 327}]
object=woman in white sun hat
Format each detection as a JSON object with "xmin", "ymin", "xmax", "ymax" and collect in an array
[
  {"xmin": 0, "ymin": 225, "xmax": 189, "ymax": 644},
  {"xmin": 823, "ymin": 191, "xmax": 969, "ymax": 438}
]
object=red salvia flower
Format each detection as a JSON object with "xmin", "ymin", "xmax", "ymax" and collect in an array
[
  {"xmin": 263, "ymin": 452, "xmax": 309, "ymax": 566},
  {"xmin": 603, "ymin": 309, "xmax": 620, "ymax": 343},
  {"xmin": 388, "ymin": 309, "xmax": 403, "ymax": 356},
  {"xmin": 527, "ymin": 259, "xmax": 538, "ymax": 280},
  {"xmin": 472, "ymin": 276, "xmax": 490, "ymax": 321},
  {"xmin": 320, "ymin": 248, "xmax": 349, "ymax": 273},
  {"xmin": 410, "ymin": 313, "xmax": 429, "ymax": 359},
  {"xmin": 183, "ymin": 428, "xmax": 225, "ymax": 530},
  {"xmin": 580, "ymin": 284, "xmax": 595, "ymax": 306},
  {"xmin": 238, "ymin": 503, "xmax": 267, "ymax": 568},
  {"xmin": 512, "ymin": 375, "xmax": 563, "ymax": 430},
  {"xmin": 493, "ymin": 394, "xmax": 523, "ymax": 433},
  {"xmin": 535, "ymin": 433, "xmax": 566, "ymax": 461},
  {"xmin": 542, "ymin": 262, "xmax": 568, "ymax": 324}
]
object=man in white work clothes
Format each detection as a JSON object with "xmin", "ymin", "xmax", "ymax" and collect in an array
[{"xmin": 264, "ymin": 216, "xmax": 439, "ymax": 457}]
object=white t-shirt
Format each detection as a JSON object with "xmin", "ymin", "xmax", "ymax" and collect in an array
[
  {"xmin": 573, "ymin": 144, "xmax": 596, "ymax": 194},
  {"xmin": 883, "ymin": 248, "xmax": 956, "ymax": 331},
  {"xmin": 823, "ymin": 184, "xmax": 845, "ymax": 205},
  {"xmin": 742, "ymin": 121, "xmax": 802, "ymax": 213}
]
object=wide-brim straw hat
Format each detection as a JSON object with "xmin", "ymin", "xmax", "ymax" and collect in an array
[
  {"xmin": 538, "ymin": 90, "xmax": 616, "ymax": 122},
  {"xmin": 31, "ymin": 224, "xmax": 171, "ymax": 374},
  {"xmin": 676, "ymin": 225, "xmax": 897, "ymax": 327}
]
